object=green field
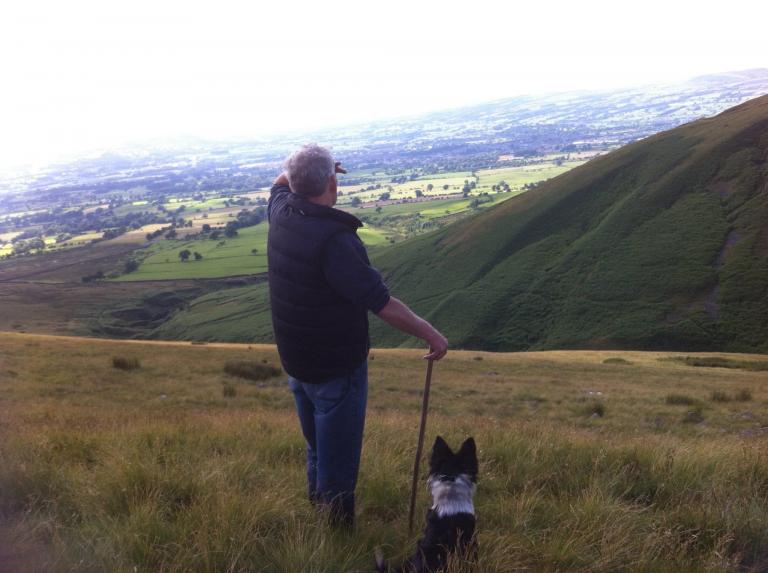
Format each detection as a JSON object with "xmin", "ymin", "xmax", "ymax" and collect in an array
[
  {"xmin": 114, "ymin": 222, "xmax": 395, "ymax": 281},
  {"xmin": 114, "ymin": 224, "xmax": 270, "ymax": 281},
  {"xmin": 115, "ymin": 190, "xmax": 522, "ymax": 281},
  {"xmin": 337, "ymin": 160, "xmax": 586, "ymax": 205},
  {"xmin": 2, "ymin": 332, "xmax": 768, "ymax": 571}
]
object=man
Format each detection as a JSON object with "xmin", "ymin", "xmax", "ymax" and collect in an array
[{"xmin": 267, "ymin": 143, "xmax": 448, "ymax": 527}]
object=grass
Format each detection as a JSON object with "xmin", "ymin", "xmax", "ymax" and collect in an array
[
  {"xmin": 368, "ymin": 94, "xmax": 768, "ymax": 354},
  {"xmin": 665, "ymin": 356, "xmax": 768, "ymax": 372},
  {"xmin": 113, "ymin": 224, "xmax": 270, "ymax": 281},
  {"xmin": 710, "ymin": 389, "xmax": 753, "ymax": 402},
  {"xmin": 112, "ymin": 356, "xmax": 141, "ymax": 370},
  {"xmin": 223, "ymin": 359, "xmax": 281, "ymax": 382},
  {"xmin": 665, "ymin": 393, "xmax": 697, "ymax": 406},
  {"xmin": 2, "ymin": 333, "xmax": 768, "ymax": 571},
  {"xmin": 603, "ymin": 357, "xmax": 632, "ymax": 365}
]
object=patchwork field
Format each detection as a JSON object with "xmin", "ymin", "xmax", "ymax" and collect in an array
[
  {"xmin": 336, "ymin": 160, "xmax": 586, "ymax": 205},
  {"xmin": 2, "ymin": 332, "xmax": 768, "ymax": 572},
  {"xmin": 1, "ymin": 159, "xmax": 587, "ymax": 280}
]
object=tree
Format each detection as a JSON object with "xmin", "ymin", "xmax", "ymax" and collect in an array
[
  {"xmin": 193, "ymin": 252, "xmax": 203, "ymax": 261},
  {"xmin": 443, "ymin": 184, "xmax": 449, "ymax": 191},
  {"xmin": 378, "ymin": 192, "xmax": 391, "ymax": 201},
  {"xmin": 124, "ymin": 259, "xmax": 139, "ymax": 273},
  {"xmin": 165, "ymin": 229, "xmax": 177, "ymax": 239},
  {"xmin": 415, "ymin": 189, "xmax": 423, "ymax": 198},
  {"xmin": 202, "ymin": 223, "xmax": 211, "ymax": 232},
  {"xmin": 350, "ymin": 197, "xmax": 362, "ymax": 207},
  {"xmin": 427, "ymin": 183, "xmax": 433, "ymax": 192},
  {"xmin": 224, "ymin": 221, "xmax": 239, "ymax": 238},
  {"xmin": 179, "ymin": 249, "xmax": 191, "ymax": 262}
]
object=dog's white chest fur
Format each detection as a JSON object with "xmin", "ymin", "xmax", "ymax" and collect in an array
[{"xmin": 428, "ymin": 473, "xmax": 476, "ymax": 517}]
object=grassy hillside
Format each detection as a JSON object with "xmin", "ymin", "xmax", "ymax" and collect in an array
[
  {"xmin": 369, "ymin": 95, "xmax": 768, "ymax": 352},
  {"xmin": 140, "ymin": 97, "xmax": 768, "ymax": 351},
  {"xmin": 2, "ymin": 332, "xmax": 768, "ymax": 571}
]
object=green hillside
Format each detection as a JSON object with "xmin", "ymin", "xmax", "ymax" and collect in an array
[
  {"xmin": 152, "ymin": 96, "xmax": 768, "ymax": 352},
  {"xmin": 369, "ymin": 95, "xmax": 768, "ymax": 352}
]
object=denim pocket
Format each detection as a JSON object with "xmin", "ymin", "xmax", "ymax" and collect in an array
[{"xmin": 306, "ymin": 375, "xmax": 352, "ymax": 415}]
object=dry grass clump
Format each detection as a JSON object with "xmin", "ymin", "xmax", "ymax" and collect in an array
[
  {"xmin": 682, "ymin": 406, "xmax": 705, "ymax": 424},
  {"xmin": 663, "ymin": 356, "xmax": 768, "ymax": 371},
  {"xmin": 665, "ymin": 393, "xmax": 697, "ymax": 405},
  {"xmin": 735, "ymin": 389, "xmax": 753, "ymax": 401},
  {"xmin": 224, "ymin": 360, "xmax": 281, "ymax": 382},
  {"xmin": 579, "ymin": 400, "xmax": 605, "ymax": 418},
  {"xmin": 222, "ymin": 382, "xmax": 237, "ymax": 398},
  {"xmin": 711, "ymin": 389, "xmax": 753, "ymax": 403},
  {"xmin": 112, "ymin": 356, "xmax": 140, "ymax": 370},
  {"xmin": 603, "ymin": 357, "xmax": 632, "ymax": 365}
]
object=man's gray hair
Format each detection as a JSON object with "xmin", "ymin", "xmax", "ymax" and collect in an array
[{"xmin": 283, "ymin": 144, "xmax": 335, "ymax": 197}]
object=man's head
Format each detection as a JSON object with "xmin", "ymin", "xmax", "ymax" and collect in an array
[{"xmin": 284, "ymin": 144, "xmax": 337, "ymax": 205}]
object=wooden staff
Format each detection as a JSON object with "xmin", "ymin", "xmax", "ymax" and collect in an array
[{"xmin": 408, "ymin": 358, "xmax": 434, "ymax": 533}]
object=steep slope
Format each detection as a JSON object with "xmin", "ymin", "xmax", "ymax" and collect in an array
[{"xmin": 371, "ymin": 95, "xmax": 768, "ymax": 352}]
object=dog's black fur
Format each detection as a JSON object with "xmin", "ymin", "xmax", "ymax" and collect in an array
[{"xmin": 377, "ymin": 436, "xmax": 478, "ymax": 573}]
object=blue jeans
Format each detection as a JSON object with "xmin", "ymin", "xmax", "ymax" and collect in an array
[{"xmin": 288, "ymin": 360, "xmax": 368, "ymax": 526}]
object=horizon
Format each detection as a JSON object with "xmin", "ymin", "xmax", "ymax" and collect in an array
[{"xmin": 2, "ymin": 0, "xmax": 767, "ymax": 171}]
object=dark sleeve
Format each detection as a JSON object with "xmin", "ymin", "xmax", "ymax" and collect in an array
[
  {"xmin": 268, "ymin": 184, "xmax": 291, "ymax": 223},
  {"xmin": 322, "ymin": 232, "xmax": 391, "ymax": 313}
]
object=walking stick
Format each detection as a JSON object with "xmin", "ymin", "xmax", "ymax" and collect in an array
[{"xmin": 408, "ymin": 358, "xmax": 434, "ymax": 533}]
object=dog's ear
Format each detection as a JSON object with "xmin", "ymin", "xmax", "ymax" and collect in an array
[
  {"xmin": 430, "ymin": 435, "xmax": 453, "ymax": 470},
  {"xmin": 458, "ymin": 437, "xmax": 478, "ymax": 478}
]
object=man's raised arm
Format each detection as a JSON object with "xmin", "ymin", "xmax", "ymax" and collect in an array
[{"xmin": 375, "ymin": 297, "xmax": 448, "ymax": 361}]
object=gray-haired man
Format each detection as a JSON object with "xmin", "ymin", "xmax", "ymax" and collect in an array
[{"xmin": 267, "ymin": 143, "xmax": 448, "ymax": 527}]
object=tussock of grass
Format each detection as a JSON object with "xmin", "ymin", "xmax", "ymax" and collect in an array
[
  {"xmin": 711, "ymin": 388, "xmax": 753, "ymax": 403},
  {"xmin": 735, "ymin": 389, "xmax": 753, "ymax": 402},
  {"xmin": 222, "ymin": 382, "xmax": 236, "ymax": 398},
  {"xmin": 664, "ymin": 356, "xmax": 768, "ymax": 371},
  {"xmin": 683, "ymin": 407, "xmax": 705, "ymax": 424},
  {"xmin": 712, "ymin": 390, "xmax": 731, "ymax": 402},
  {"xmin": 223, "ymin": 360, "xmax": 281, "ymax": 382},
  {"xmin": 583, "ymin": 401, "xmax": 606, "ymax": 418},
  {"xmin": 665, "ymin": 393, "xmax": 697, "ymax": 406},
  {"xmin": 112, "ymin": 356, "xmax": 140, "ymax": 370},
  {"xmin": 603, "ymin": 357, "xmax": 632, "ymax": 365}
]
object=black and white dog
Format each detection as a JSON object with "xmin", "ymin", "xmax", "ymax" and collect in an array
[{"xmin": 377, "ymin": 436, "xmax": 478, "ymax": 573}]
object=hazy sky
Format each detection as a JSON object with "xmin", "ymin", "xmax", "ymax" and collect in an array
[{"xmin": 1, "ymin": 0, "xmax": 766, "ymax": 170}]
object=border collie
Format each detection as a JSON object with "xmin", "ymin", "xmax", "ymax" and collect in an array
[{"xmin": 376, "ymin": 436, "xmax": 478, "ymax": 572}]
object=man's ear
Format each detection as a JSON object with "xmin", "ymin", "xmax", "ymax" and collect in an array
[{"xmin": 327, "ymin": 174, "xmax": 338, "ymax": 205}]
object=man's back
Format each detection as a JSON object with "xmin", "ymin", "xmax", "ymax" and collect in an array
[{"xmin": 267, "ymin": 184, "xmax": 387, "ymax": 382}]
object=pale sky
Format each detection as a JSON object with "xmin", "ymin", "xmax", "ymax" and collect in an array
[{"xmin": 1, "ymin": 0, "xmax": 766, "ymax": 171}]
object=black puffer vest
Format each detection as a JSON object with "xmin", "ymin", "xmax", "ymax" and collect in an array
[{"xmin": 268, "ymin": 192, "xmax": 369, "ymax": 382}]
